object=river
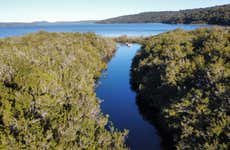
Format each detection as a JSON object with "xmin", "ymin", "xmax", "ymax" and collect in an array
[{"xmin": 96, "ymin": 43, "xmax": 161, "ymax": 150}]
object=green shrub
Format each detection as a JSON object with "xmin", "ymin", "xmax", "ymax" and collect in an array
[
  {"xmin": 131, "ymin": 27, "xmax": 230, "ymax": 149},
  {"xmin": 0, "ymin": 31, "xmax": 128, "ymax": 149}
]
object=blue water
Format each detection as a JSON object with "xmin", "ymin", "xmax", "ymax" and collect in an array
[
  {"xmin": 0, "ymin": 23, "xmax": 208, "ymax": 38},
  {"xmin": 96, "ymin": 44, "xmax": 161, "ymax": 150},
  {"xmin": 0, "ymin": 23, "xmax": 209, "ymax": 150}
]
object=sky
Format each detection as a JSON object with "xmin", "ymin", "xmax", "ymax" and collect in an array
[{"xmin": 0, "ymin": 0, "xmax": 229, "ymax": 22}]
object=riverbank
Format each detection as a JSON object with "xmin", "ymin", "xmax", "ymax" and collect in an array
[
  {"xmin": 0, "ymin": 32, "xmax": 128, "ymax": 149},
  {"xmin": 130, "ymin": 27, "xmax": 230, "ymax": 149}
]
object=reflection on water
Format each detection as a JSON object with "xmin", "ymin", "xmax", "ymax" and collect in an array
[{"xmin": 96, "ymin": 44, "xmax": 161, "ymax": 150}]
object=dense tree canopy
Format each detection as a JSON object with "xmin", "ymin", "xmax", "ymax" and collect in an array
[
  {"xmin": 131, "ymin": 27, "xmax": 230, "ymax": 149},
  {"xmin": 0, "ymin": 32, "xmax": 128, "ymax": 149},
  {"xmin": 99, "ymin": 4, "xmax": 230, "ymax": 25}
]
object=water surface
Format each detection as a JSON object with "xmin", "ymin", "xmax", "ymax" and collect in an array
[
  {"xmin": 96, "ymin": 44, "xmax": 161, "ymax": 150},
  {"xmin": 0, "ymin": 23, "xmax": 208, "ymax": 38}
]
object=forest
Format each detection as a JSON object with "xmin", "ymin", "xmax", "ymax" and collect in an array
[
  {"xmin": 131, "ymin": 27, "xmax": 230, "ymax": 149},
  {"xmin": 0, "ymin": 32, "xmax": 128, "ymax": 149},
  {"xmin": 99, "ymin": 4, "xmax": 230, "ymax": 25}
]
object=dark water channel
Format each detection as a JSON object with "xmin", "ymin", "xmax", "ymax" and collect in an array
[{"xmin": 96, "ymin": 44, "xmax": 161, "ymax": 150}]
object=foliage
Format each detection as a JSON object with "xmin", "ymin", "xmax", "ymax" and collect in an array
[
  {"xmin": 99, "ymin": 4, "xmax": 230, "ymax": 25},
  {"xmin": 0, "ymin": 31, "xmax": 128, "ymax": 149},
  {"xmin": 112, "ymin": 35, "xmax": 149, "ymax": 44},
  {"xmin": 131, "ymin": 27, "xmax": 230, "ymax": 149}
]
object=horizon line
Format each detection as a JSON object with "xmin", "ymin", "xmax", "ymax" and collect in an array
[{"xmin": 0, "ymin": 3, "xmax": 228, "ymax": 24}]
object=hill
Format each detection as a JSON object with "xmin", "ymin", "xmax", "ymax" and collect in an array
[
  {"xmin": 98, "ymin": 4, "xmax": 230, "ymax": 25},
  {"xmin": 0, "ymin": 21, "xmax": 96, "ymax": 27}
]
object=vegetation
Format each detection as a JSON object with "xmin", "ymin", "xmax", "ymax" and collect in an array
[
  {"xmin": 99, "ymin": 4, "xmax": 230, "ymax": 25},
  {"xmin": 131, "ymin": 27, "xmax": 230, "ymax": 149},
  {"xmin": 112, "ymin": 35, "xmax": 149, "ymax": 44},
  {"xmin": 0, "ymin": 31, "xmax": 128, "ymax": 149}
]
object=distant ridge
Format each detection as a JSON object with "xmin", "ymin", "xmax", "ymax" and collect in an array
[
  {"xmin": 1, "ymin": 4, "xmax": 229, "ymax": 26},
  {"xmin": 0, "ymin": 21, "xmax": 49, "ymax": 26},
  {"xmin": 98, "ymin": 4, "xmax": 230, "ymax": 25},
  {"xmin": 0, "ymin": 20, "xmax": 96, "ymax": 26},
  {"xmin": 54, "ymin": 20, "xmax": 97, "ymax": 24}
]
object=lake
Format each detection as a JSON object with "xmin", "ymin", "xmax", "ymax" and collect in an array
[
  {"xmin": 0, "ymin": 23, "xmax": 208, "ymax": 150},
  {"xmin": 0, "ymin": 23, "xmax": 208, "ymax": 38}
]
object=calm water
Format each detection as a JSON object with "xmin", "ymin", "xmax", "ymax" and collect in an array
[
  {"xmin": 0, "ymin": 23, "xmax": 208, "ymax": 150},
  {"xmin": 0, "ymin": 23, "xmax": 208, "ymax": 38},
  {"xmin": 96, "ymin": 44, "xmax": 161, "ymax": 150}
]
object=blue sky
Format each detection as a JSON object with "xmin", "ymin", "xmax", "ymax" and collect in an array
[{"xmin": 0, "ymin": 0, "xmax": 229, "ymax": 22}]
